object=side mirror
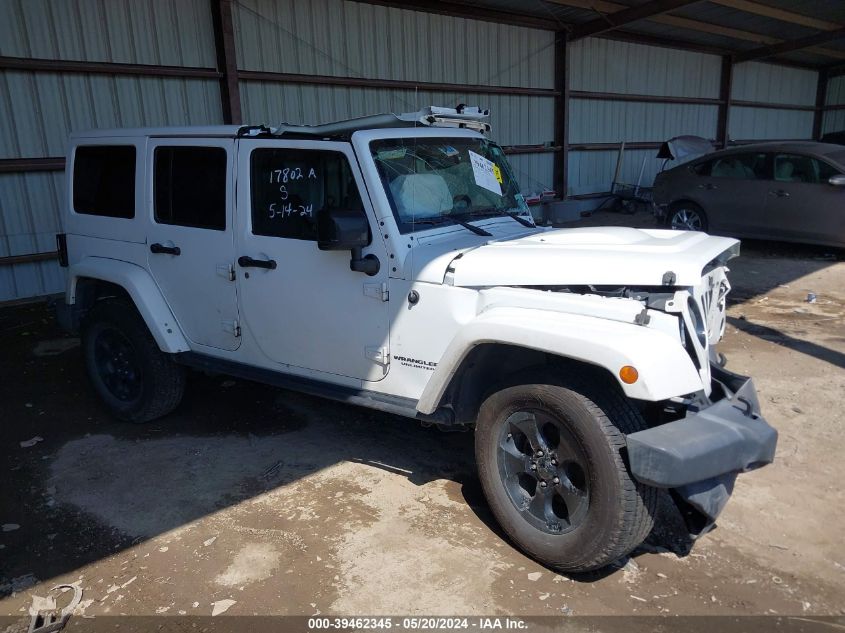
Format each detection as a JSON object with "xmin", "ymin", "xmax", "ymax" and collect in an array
[
  {"xmin": 317, "ymin": 207, "xmax": 370, "ymax": 250},
  {"xmin": 828, "ymin": 174, "xmax": 845, "ymax": 187},
  {"xmin": 316, "ymin": 208, "xmax": 379, "ymax": 276}
]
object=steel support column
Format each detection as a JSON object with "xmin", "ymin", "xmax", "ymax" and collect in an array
[
  {"xmin": 813, "ymin": 69, "xmax": 829, "ymax": 140},
  {"xmin": 716, "ymin": 55, "xmax": 733, "ymax": 149},
  {"xmin": 553, "ymin": 32, "xmax": 569, "ymax": 198},
  {"xmin": 211, "ymin": 0, "xmax": 242, "ymax": 125}
]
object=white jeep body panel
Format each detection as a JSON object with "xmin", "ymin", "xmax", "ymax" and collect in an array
[{"xmin": 68, "ymin": 256, "xmax": 190, "ymax": 353}]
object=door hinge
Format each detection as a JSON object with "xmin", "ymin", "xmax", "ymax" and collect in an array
[
  {"xmin": 217, "ymin": 262, "xmax": 236, "ymax": 281},
  {"xmin": 365, "ymin": 346, "xmax": 389, "ymax": 365},
  {"xmin": 363, "ymin": 281, "xmax": 389, "ymax": 302},
  {"xmin": 222, "ymin": 319, "xmax": 241, "ymax": 337}
]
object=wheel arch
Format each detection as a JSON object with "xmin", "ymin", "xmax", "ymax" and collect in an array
[
  {"xmin": 435, "ymin": 342, "xmax": 622, "ymax": 425},
  {"xmin": 68, "ymin": 257, "xmax": 190, "ymax": 353}
]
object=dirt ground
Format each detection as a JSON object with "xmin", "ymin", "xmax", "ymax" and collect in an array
[{"xmin": 1, "ymin": 210, "xmax": 844, "ymax": 628}]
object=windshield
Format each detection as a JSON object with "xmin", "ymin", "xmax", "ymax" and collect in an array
[{"xmin": 370, "ymin": 137, "xmax": 529, "ymax": 234}]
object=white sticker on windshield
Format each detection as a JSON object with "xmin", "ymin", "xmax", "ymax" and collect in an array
[{"xmin": 468, "ymin": 150, "xmax": 502, "ymax": 196}]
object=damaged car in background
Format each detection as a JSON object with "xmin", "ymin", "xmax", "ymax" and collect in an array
[{"xmin": 654, "ymin": 141, "xmax": 845, "ymax": 248}]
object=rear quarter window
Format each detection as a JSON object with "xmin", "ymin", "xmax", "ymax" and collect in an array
[
  {"xmin": 72, "ymin": 145, "xmax": 136, "ymax": 218},
  {"xmin": 691, "ymin": 161, "xmax": 712, "ymax": 176}
]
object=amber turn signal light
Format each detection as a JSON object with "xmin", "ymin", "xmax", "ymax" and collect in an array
[{"xmin": 619, "ymin": 365, "xmax": 639, "ymax": 384}]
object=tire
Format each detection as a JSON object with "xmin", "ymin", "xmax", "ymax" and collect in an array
[
  {"xmin": 474, "ymin": 370, "xmax": 657, "ymax": 572},
  {"xmin": 667, "ymin": 202, "xmax": 707, "ymax": 232},
  {"xmin": 82, "ymin": 299, "xmax": 185, "ymax": 423}
]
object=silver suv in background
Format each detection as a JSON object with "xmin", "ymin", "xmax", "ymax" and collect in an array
[{"xmin": 653, "ymin": 142, "xmax": 845, "ymax": 248}]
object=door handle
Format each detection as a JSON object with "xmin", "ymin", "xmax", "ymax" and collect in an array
[
  {"xmin": 238, "ymin": 255, "xmax": 277, "ymax": 270},
  {"xmin": 769, "ymin": 190, "xmax": 790, "ymax": 198},
  {"xmin": 150, "ymin": 242, "xmax": 181, "ymax": 256},
  {"xmin": 697, "ymin": 183, "xmax": 718, "ymax": 190}
]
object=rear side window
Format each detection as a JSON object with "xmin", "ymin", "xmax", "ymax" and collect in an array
[
  {"xmin": 73, "ymin": 145, "xmax": 136, "ymax": 218},
  {"xmin": 774, "ymin": 153, "xmax": 840, "ymax": 184},
  {"xmin": 250, "ymin": 148, "xmax": 363, "ymax": 240},
  {"xmin": 710, "ymin": 153, "xmax": 767, "ymax": 180},
  {"xmin": 154, "ymin": 146, "xmax": 227, "ymax": 230}
]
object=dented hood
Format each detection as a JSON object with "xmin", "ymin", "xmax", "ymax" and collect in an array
[{"xmin": 414, "ymin": 226, "xmax": 739, "ymax": 287}]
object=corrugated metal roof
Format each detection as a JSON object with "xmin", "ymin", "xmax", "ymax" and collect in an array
[
  {"xmin": 675, "ymin": 3, "xmax": 823, "ymax": 42},
  {"xmin": 763, "ymin": 0, "xmax": 845, "ymax": 24},
  {"xmin": 429, "ymin": 0, "xmax": 845, "ymax": 68}
]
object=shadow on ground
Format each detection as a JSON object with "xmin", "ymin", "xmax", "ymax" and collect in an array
[{"xmin": 0, "ymin": 302, "xmax": 481, "ymax": 596}]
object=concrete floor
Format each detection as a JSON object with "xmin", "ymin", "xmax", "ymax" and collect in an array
[{"xmin": 1, "ymin": 210, "xmax": 844, "ymax": 628}]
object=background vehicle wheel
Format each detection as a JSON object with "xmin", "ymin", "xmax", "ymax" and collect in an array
[
  {"xmin": 667, "ymin": 203, "xmax": 707, "ymax": 232},
  {"xmin": 475, "ymin": 370, "xmax": 657, "ymax": 573},
  {"xmin": 82, "ymin": 299, "xmax": 185, "ymax": 423}
]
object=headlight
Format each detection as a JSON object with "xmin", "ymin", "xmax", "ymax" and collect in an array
[{"xmin": 687, "ymin": 297, "xmax": 707, "ymax": 347}]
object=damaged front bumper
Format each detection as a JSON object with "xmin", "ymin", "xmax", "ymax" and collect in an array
[{"xmin": 626, "ymin": 362, "xmax": 778, "ymax": 537}]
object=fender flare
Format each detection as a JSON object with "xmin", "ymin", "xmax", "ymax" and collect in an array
[
  {"xmin": 67, "ymin": 257, "xmax": 190, "ymax": 353},
  {"xmin": 417, "ymin": 306, "xmax": 702, "ymax": 414}
]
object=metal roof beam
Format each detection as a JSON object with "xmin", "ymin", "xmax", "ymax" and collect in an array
[
  {"xmin": 707, "ymin": 0, "xmax": 841, "ymax": 32},
  {"xmin": 570, "ymin": 0, "xmax": 702, "ymax": 41},
  {"xmin": 733, "ymin": 27, "xmax": 845, "ymax": 63},
  {"xmin": 546, "ymin": 0, "xmax": 845, "ymax": 61}
]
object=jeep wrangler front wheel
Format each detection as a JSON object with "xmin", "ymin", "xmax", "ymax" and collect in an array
[
  {"xmin": 82, "ymin": 299, "xmax": 185, "ymax": 423},
  {"xmin": 475, "ymin": 372, "xmax": 657, "ymax": 572}
]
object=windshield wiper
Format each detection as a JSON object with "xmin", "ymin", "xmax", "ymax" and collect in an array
[
  {"xmin": 467, "ymin": 208, "xmax": 535, "ymax": 228},
  {"xmin": 450, "ymin": 217, "xmax": 492, "ymax": 236},
  {"xmin": 409, "ymin": 216, "xmax": 492, "ymax": 237}
]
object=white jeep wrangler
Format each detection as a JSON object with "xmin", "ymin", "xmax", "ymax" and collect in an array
[{"xmin": 56, "ymin": 106, "xmax": 776, "ymax": 572}]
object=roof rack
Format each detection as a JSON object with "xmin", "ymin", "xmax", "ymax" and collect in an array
[{"xmin": 236, "ymin": 105, "xmax": 491, "ymax": 139}]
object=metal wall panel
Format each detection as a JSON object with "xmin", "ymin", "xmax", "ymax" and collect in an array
[
  {"xmin": 568, "ymin": 149, "xmax": 664, "ymax": 197},
  {"xmin": 731, "ymin": 62, "xmax": 818, "ymax": 106},
  {"xmin": 0, "ymin": 0, "xmax": 217, "ymax": 67},
  {"xmin": 570, "ymin": 38, "xmax": 721, "ymax": 97},
  {"xmin": 0, "ymin": 171, "xmax": 66, "ymax": 301},
  {"xmin": 822, "ymin": 76, "xmax": 845, "ymax": 135},
  {"xmin": 233, "ymin": 0, "xmax": 555, "ymax": 89},
  {"xmin": 569, "ymin": 100, "xmax": 718, "ymax": 144},
  {"xmin": 729, "ymin": 106, "xmax": 814, "ymax": 140},
  {"xmin": 0, "ymin": 71, "xmax": 224, "ymax": 159},
  {"xmin": 568, "ymin": 39, "xmax": 720, "ymax": 195},
  {"xmin": 826, "ymin": 75, "xmax": 845, "ymax": 106},
  {"xmin": 822, "ymin": 110, "xmax": 845, "ymax": 135}
]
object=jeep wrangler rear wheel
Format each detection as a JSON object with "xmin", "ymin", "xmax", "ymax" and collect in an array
[
  {"xmin": 475, "ymin": 372, "xmax": 656, "ymax": 572},
  {"xmin": 82, "ymin": 299, "xmax": 185, "ymax": 423}
]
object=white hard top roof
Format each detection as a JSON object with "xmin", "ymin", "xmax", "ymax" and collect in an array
[{"xmin": 70, "ymin": 106, "xmax": 491, "ymax": 140}]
